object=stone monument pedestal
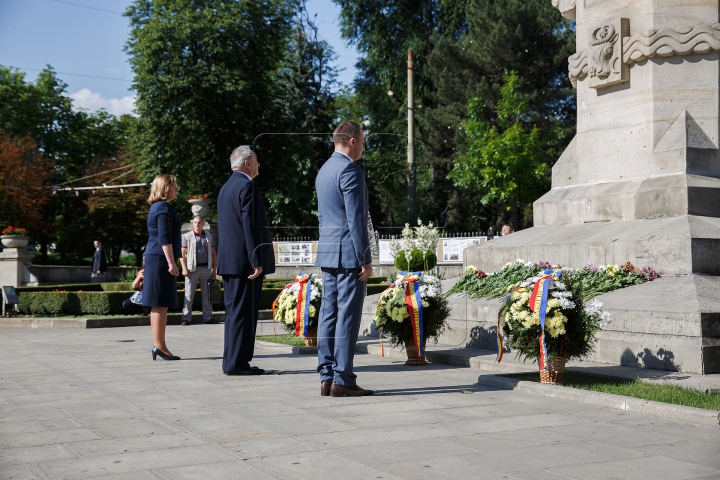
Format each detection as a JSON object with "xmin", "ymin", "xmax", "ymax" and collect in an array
[
  {"xmin": 0, "ymin": 248, "xmax": 34, "ymax": 287},
  {"xmin": 464, "ymin": 0, "xmax": 720, "ymax": 374}
]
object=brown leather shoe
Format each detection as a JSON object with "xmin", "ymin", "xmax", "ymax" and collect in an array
[
  {"xmin": 321, "ymin": 381, "xmax": 332, "ymax": 397},
  {"xmin": 330, "ymin": 383, "xmax": 374, "ymax": 397}
]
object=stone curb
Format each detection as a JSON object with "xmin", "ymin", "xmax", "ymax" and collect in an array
[
  {"xmin": 477, "ymin": 374, "xmax": 720, "ymax": 428},
  {"xmin": 356, "ymin": 341, "xmax": 538, "ymax": 373},
  {"xmin": 0, "ymin": 310, "xmax": 274, "ymax": 329},
  {"xmin": 255, "ymin": 340, "xmax": 317, "ymax": 355}
]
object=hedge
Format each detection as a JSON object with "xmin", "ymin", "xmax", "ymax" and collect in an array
[
  {"xmin": 16, "ymin": 283, "xmax": 133, "ymax": 293},
  {"xmin": 17, "ymin": 282, "xmax": 389, "ymax": 316},
  {"xmin": 18, "ymin": 291, "xmax": 129, "ymax": 316},
  {"xmin": 17, "ymin": 283, "xmax": 103, "ymax": 293}
]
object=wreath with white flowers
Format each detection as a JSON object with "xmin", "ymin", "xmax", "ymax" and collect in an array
[
  {"xmin": 374, "ymin": 274, "xmax": 451, "ymax": 346},
  {"xmin": 273, "ymin": 275, "xmax": 323, "ymax": 334}
]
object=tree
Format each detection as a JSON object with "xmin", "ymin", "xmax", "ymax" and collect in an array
[
  {"xmin": 0, "ymin": 66, "xmax": 139, "ymax": 262},
  {"xmin": 262, "ymin": 2, "xmax": 338, "ymax": 234},
  {"xmin": 448, "ymin": 72, "xmax": 559, "ymax": 230},
  {"xmin": 83, "ymin": 156, "xmax": 149, "ymax": 266},
  {"xmin": 125, "ymin": 0, "xmax": 295, "ymax": 201},
  {"xmin": 0, "ymin": 133, "xmax": 53, "ymax": 230},
  {"xmin": 332, "ymin": 0, "xmax": 465, "ymax": 231},
  {"xmin": 333, "ymin": 0, "xmax": 574, "ymax": 232}
]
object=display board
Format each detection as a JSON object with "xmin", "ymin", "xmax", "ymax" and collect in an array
[
  {"xmin": 276, "ymin": 242, "xmax": 315, "ymax": 265},
  {"xmin": 437, "ymin": 237, "xmax": 486, "ymax": 264}
]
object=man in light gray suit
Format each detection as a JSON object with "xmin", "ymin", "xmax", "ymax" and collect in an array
[{"xmin": 315, "ymin": 121, "xmax": 374, "ymax": 397}]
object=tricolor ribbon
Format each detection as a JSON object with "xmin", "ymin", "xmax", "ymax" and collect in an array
[
  {"xmin": 528, "ymin": 269, "xmax": 561, "ymax": 371},
  {"xmin": 395, "ymin": 271, "xmax": 425, "ymax": 357},
  {"xmin": 293, "ymin": 273, "xmax": 314, "ymax": 337}
]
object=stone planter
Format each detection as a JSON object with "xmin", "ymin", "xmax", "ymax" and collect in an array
[
  {"xmin": 1, "ymin": 235, "xmax": 29, "ymax": 248},
  {"xmin": 188, "ymin": 198, "xmax": 211, "ymax": 218}
]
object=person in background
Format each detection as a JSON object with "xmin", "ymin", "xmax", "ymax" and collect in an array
[
  {"xmin": 501, "ymin": 224, "xmax": 514, "ymax": 236},
  {"xmin": 122, "ymin": 267, "xmax": 148, "ymax": 315},
  {"xmin": 91, "ymin": 240, "xmax": 107, "ymax": 281},
  {"xmin": 180, "ymin": 216, "xmax": 217, "ymax": 326},
  {"xmin": 143, "ymin": 174, "xmax": 182, "ymax": 361}
]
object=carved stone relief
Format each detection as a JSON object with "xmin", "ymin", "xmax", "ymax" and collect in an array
[
  {"xmin": 588, "ymin": 18, "xmax": 629, "ymax": 89},
  {"xmin": 624, "ymin": 24, "xmax": 720, "ymax": 64},
  {"xmin": 551, "ymin": 0, "xmax": 576, "ymax": 20},
  {"xmin": 568, "ymin": 23, "xmax": 720, "ymax": 88}
]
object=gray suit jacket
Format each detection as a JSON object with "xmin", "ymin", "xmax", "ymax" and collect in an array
[{"xmin": 315, "ymin": 152, "xmax": 371, "ymax": 268}]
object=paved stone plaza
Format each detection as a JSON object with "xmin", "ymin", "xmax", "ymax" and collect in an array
[{"xmin": 2, "ymin": 326, "xmax": 720, "ymax": 479}]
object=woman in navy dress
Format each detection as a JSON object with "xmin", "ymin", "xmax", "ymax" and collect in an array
[{"xmin": 143, "ymin": 174, "xmax": 182, "ymax": 361}]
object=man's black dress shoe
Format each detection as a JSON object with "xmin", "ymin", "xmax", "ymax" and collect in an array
[
  {"xmin": 204, "ymin": 319, "xmax": 218, "ymax": 324},
  {"xmin": 180, "ymin": 320, "xmax": 190, "ymax": 326},
  {"xmin": 223, "ymin": 367, "xmax": 265, "ymax": 376}
]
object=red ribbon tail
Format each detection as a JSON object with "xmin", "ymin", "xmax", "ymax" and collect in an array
[{"xmin": 379, "ymin": 329, "xmax": 385, "ymax": 357}]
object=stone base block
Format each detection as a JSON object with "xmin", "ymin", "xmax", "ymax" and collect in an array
[{"xmin": 464, "ymin": 215, "xmax": 720, "ymax": 275}]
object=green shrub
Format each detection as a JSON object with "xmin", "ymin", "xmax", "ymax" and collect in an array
[
  {"xmin": 367, "ymin": 283, "xmax": 392, "ymax": 295},
  {"xmin": 394, "ymin": 248, "xmax": 437, "ymax": 272},
  {"xmin": 18, "ymin": 291, "xmax": 130, "ymax": 316},
  {"xmin": 119, "ymin": 255, "xmax": 137, "ymax": 266},
  {"xmin": 100, "ymin": 283, "xmax": 134, "ymax": 292},
  {"xmin": 260, "ymin": 287, "xmax": 283, "ymax": 309}
]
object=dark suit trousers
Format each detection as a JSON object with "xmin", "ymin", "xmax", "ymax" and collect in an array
[
  {"xmin": 222, "ymin": 275, "xmax": 263, "ymax": 372},
  {"xmin": 317, "ymin": 267, "xmax": 365, "ymax": 386}
]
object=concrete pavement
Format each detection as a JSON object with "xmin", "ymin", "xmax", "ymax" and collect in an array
[{"xmin": 2, "ymin": 325, "xmax": 720, "ymax": 479}]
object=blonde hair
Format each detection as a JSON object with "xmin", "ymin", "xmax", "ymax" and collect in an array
[{"xmin": 147, "ymin": 174, "xmax": 177, "ymax": 204}]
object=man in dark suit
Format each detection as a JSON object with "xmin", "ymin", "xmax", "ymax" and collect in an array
[
  {"xmin": 315, "ymin": 121, "xmax": 373, "ymax": 397},
  {"xmin": 217, "ymin": 145, "xmax": 275, "ymax": 375},
  {"xmin": 91, "ymin": 240, "xmax": 107, "ymax": 280}
]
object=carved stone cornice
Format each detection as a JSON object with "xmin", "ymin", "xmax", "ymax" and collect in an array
[
  {"xmin": 568, "ymin": 50, "xmax": 588, "ymax": 87},
  {"xmin": 568, "ymin": 23, "xmax": 720, "ymax": 88},
  {"xmin": 551, "ymin": 0, "xmax": 576, "ymax": 20},
  {"xmin": 624, "ymin": 24, "xmax": 720, "ymax": 64}
]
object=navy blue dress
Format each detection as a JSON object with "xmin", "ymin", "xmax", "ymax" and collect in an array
[{"xmin": 143, "ymin": 200, "xmax": 182, "ymax": 308}]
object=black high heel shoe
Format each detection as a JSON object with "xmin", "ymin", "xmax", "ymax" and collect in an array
[{"xmin": 152, "ymin": 347, "xmax": 180, "ymax": 361}]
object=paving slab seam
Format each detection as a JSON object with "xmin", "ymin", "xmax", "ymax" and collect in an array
[
  {"xmin": 477, "ymin": 374, "xmax": 720, "ymax": 427},
  {"xmin": 60, "ymin": 441, "xmax": 83, "ymax": 459}
]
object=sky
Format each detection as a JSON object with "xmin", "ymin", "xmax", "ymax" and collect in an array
[{"xmin": 0, "ymin": 0, "xmax": 359, "ymax": 116}]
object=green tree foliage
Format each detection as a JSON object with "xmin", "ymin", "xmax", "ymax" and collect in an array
[
  {"xmin": 0, "ymin": 66, "xmax": 139, "ymax": 263},
  {"xmin": 449, "ymin": 72, "xmax": 559, "ymax": 228},
  {"xmin": 261, "ymin": 3, "xmax": 338, "ymax": 233},
  {"xmin": 333, "ymin": 0, "xmax": 574, "ymax": 232},
  {"xmin": 125, "ymin": 0, "xmax": 293, "ymax": 193},
  {"xmin": 125, "ymin": 0, "xmax": 337, "ymax": 235}
]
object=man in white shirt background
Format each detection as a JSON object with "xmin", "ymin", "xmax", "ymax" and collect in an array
[{"xmin": 180, "ymin": 216, "xmax": 217, "ymax": 326}]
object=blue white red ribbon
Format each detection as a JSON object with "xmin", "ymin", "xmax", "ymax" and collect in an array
[
  {"xmin": 294, "ymin": 273, "xmax": 313, "ymax": 337},
  {"xmin": 528, "ymin": 269, "xmax": 561, "ymax": 371},
  {"xmin": 395, "ymin": 271, "xmax": 425, "ymax": 357}
]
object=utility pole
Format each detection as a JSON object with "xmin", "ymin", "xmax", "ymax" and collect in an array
[{"xmin": 407, "ymin": 49, "xmax": 416, "ymax": 223}]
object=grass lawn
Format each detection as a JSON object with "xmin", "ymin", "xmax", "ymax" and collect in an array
[
  {"xmin": 256, "ymin": 334, "xmax": 307, "ymax": 347},
  {"xmin": 502, "ymin": 371, "xmax": 720, "ymax": 411}
]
